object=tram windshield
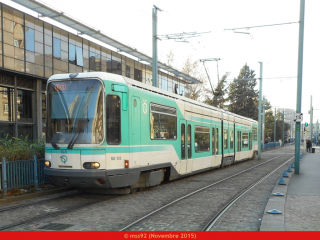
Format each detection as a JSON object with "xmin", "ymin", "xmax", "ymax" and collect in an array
[{"xmin": 46, "ymin": 79, "xmax": 104, "ymax": 147}]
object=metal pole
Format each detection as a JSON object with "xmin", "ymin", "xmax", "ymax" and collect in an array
[
  {"xmin": 258, "ymin": 62, "xmax": 263, "ymax": 159},
  {"xmin": 295, "ymin": 0, "xmax": 305, "ymax": 174},
  {"xmin": 310, "ymin": 95, "xmax": 313, "ymax": 143},
  {"xmin": 262, "ymin": 98, "xmax": 265, "ymax": 150},
  {"xmin": 2, "ymin": 157, "xmax": 7, "ymax": 195},
  {"xmin": 274, "ymin": 107, "xmax": 277, "ymax": 148},
  {"xmin": 283, "ymin": 111, "xmax": 285, "ymax": 146},
  {"xmin": 152, "ymin": 7, "xmax": 159, "ymax": 87}
]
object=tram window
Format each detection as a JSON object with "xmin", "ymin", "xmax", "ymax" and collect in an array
[
  {"xmin": 224, "ymin": 129, "xmax": 228, "ymax": 150},
  {"xmin": 253, "ymin": 127, "xmax": 257, "ymax": 140},
  {"xmin": 242, "ymin": 132, "xmax": 249, "ymax": 148},
  {"xmin": 249, "ymin": 133, "xmax": 252, "ymax": 150},
  {"xmin": 237, "ymin": 131, "xmax": 241, "ymax": 152},
  {"xmin": 216, "ymin": 128, "xmax": 219, "ymax": 154},
  {"xmin": 150, "ymin": 103, "xmax": 177, "ymax": 140},
  {"xmin": 181, "ymin": 124, "xmax": 185, "ymax": 160},
  {"xmin": 106, "ymin": 95, "xmax": 121, "ymax": 144},
  {"xmin": 212, "ymin": 128, "xmax": 215, "ymax": 155},
  {"xmin": 188, "ymin": 124, "xmax": 192, "ymax": 158},
  {"xmin": 195, "ymin": 126, "xmax": 210, "ymax": 152},
  {"xmin": 230, "ymin": 130, "xmax": 234, "ymax": 149}
]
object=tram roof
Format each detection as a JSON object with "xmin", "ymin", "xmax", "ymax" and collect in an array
[{"xmin": 12, "ymin": 0, "xmax": 202, "ymax": 84}]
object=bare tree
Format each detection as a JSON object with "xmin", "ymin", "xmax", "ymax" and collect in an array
[{"xmin": 181, "ymin": 56, "xmax": 206, "ymax": 101}]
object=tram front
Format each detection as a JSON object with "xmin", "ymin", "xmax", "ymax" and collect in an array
[{"xmin": 44, "ymin": 74, "xmax": 106, "ymax": 188}]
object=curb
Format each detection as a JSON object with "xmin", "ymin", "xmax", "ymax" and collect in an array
[
  {"xmin": 0, "ymin": 187, "xmax": 75, "ymax": 205},
  {"xmin": 260, "ymin": 153, "xmax": 306, "ymax": 231}
]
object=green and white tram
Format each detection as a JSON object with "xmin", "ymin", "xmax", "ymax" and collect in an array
[{"xmin": 44, "ymin": 72, "xmax": 258, "ymax": 194}]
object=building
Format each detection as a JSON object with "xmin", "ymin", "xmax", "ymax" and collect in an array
[{"xmin": 0, "ymin": 2, "xmax": 200, "ymax": 141}]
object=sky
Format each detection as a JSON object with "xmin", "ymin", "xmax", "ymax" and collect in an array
[{"xmin": 3, "ymin": 0, "xmax": 320, "ymax": 124}]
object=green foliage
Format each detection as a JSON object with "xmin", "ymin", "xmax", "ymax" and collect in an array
[
  {"xmin": 227, "ymin": 64, "xmax": 259, "ymax": 120},
  {"xmin": 0, "ymin": 135, "xmax": 45, "ymax": 161}
]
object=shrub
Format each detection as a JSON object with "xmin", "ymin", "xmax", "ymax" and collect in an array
[{"xmin": 0, "ymin": 135, "xmax": 45, "ymax": 161}]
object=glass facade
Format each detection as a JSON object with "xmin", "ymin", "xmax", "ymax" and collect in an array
[{"xmin": 0, "ymin": 3, "xmax": 191, "ymax": 140}]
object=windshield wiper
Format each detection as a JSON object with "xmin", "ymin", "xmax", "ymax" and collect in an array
[
  {"xmin": 50, "ymin": 139, "xmax": 60, "ymax": 149},
  {"xmin": 67, "ymin": 119, "xmax": 90, "ymax": 149}
]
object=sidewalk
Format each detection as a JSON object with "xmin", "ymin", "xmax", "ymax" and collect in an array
[{"xmin": 260, "ymin": 146, "xmax": 320, "ymax": 231}]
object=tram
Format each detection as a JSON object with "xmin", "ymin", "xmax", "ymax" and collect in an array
[{"xmin": 44, "ymin": 72, "xmax": 258, "ymax": 194}]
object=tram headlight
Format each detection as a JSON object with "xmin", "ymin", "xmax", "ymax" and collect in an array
[
  {"xmin": 83, "ymin": 162, "xmax": 100, "ymax": 169},
  {"xmin": 45, "ymin": 161, "xmax": 51, "ymax": 167}
]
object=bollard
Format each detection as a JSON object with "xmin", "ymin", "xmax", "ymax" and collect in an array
[
  {"xmin": 34, "ymin": 155, "xmax": 39, "ymax": 190},
  {"xmin": 282, "ymin": 170, "xmax": 289, "ymax": 178},
  {"xmin": 278, "ymin": 176, "xmax": 286, "ymax": 185},
  {"xmin": 287, "ymin": 166, "xmax": 293, "ymax": 172},
  {"xmin": 291, "ymin": 163, "xmax": 295, "ymax": 168},
  {"xmin": 2, "ymin": 157, "xmax": 7, "ymax": 195}
]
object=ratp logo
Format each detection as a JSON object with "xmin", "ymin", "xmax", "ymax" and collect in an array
[
  {"xmin": 60, "ymin": 155, "xmax": 68, "ymax": 164},
  {"xmin": 142, "ymin": 100, "xmax": 148, "ymax": 115}
]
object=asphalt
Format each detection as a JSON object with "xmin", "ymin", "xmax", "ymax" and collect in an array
[{"xmin": 260, "ymin": 146, "xmax": 320, "ymax": 231}]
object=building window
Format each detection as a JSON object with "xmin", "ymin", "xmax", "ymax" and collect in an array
[
  {"xmin": 69, "ymin": 44, "xmax": 83, "ymax": 67},
  {"xmin": 14, "ymin": 23, "xmax": 24, "ymax": 48},
  {"xmin": 126, "ymin": 65, "xmax": 130, "ymax": 78},
  {"xmin": 195, "ymin": 126, "xmax": 210, "ymax": 152},
  {"xmin": 76, "ymin": 46, "xmax": 83, "ymax": 67},
  {"xmin": 89, "ymin": 51, "xmax": 100, "ymax": 71},
  {"xmin": 150, "ymin": 103, "xmax": 177, "ymax": 140},
  {"xmin": 4, "ymin": 104, "xmax": 9, "ymax": 113},
  {"xmin": 134, "ymin": 68, "xmax": 142, "ymax": 82},
  {"xmin": 53, "ymin": 38, "xmax": 61, "ymax": 59},
  {"xmin": 25, "ymin": 27, "xmax": 35, "ymax": 52}
]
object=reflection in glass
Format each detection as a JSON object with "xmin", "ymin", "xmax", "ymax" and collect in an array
[
  {"xmin": 242, "ymin": 132, "xmax": 248, "ymax": 148},
  {"xmin": 13, "ymin": 23, "xmax": 24, "ymax": 48},
  {"xmin": 230, "ymin": 130, "xmax": 234, "ymax": 149},
  {"xmin": 0, "ymin": 87, "xmax": 14, "ymax": 122},
  {"xmin": 17, "ymin": 89, "xmax": 33, "ymax": 122},
  {"xmin": 47, "ymin": 80, "xmax": 104, "ymax": 145},
  {"xmin": 25, "ymin": 27, "xmax": 35, "ymax": 52},
  {"xmin": 106, "ymin": 95, "xmax": 121, "ymax": 144},
  {"xmin": 150, "ymin": 104, "xmax": 176, "ymax": 140},
  {"xmin": 134, "ymin": 68, "xmax": 142, "ymax": 82},
  {"xmin": 76, "ymin": 46, "xmax": 83, "ymax": 67},
  {"xmin": 53, "ymin": 38, "xmax": 61, "ymax": 59},
  {"xmin": 195, "ymin": 126, "xmax": 210, "ymax": 152},
  {"xmin": 0, "ymin": 123, "xmax": 14, "ymax": 139},
  {"xmin": 17, "ymin": 124, "xmax": 33, "ymax": 140},
  {"xmin": 89, "ymin": 52, "xmax": 100, "ymax": 71},
  {"xmin": 69, "ymin": 44, "xmax": 75, "ymax": 64}
]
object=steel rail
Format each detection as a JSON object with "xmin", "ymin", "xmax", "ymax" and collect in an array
[
  {"xmin": 120, "ymin": 152, "xmax": 290, "ymax": 231},
  {"xmin": 203, "ymin": 156, "xmax": 294, "ymax": 231}
]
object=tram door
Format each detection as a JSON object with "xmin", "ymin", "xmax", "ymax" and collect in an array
[
  {"xmin": 131, "ymin": 96, "xmax": 141, "ymax": 165},
  {"xmin": 179, "ymin": 120, "xmax": 187, "ymax": 174}
]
